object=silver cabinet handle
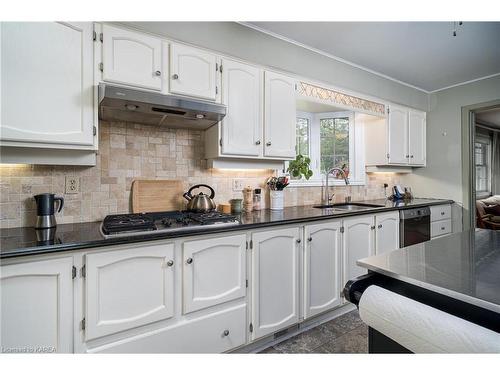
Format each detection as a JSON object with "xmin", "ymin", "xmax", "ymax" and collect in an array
[
  {"xmin": 406, "ymin": 154, "xmax": 410, "ymax": 158},
  {"xmin": 441, "ymin": 212, "xmax": 445, "ymax": 215},
  {"xmin": 370, "ymin": 225, "xmax": 375, "ymax": 230},
  {"xmin": 296, "ymin": 239, "xmax": 301, "ymax": 243},
  {"xmin": 223, "ymin": 330, "xmax": 230, "ymax": 337},
  {"xmin": 410, "ymin": 155, "xmax": 414, "ymax": 158},
  {"xmin": 377, "ymin": 224, "xmax": 382, "ymax": 229},
  {"xmin": 441, "ymin": 227, "xmax": 445, "ymax": 231},
  {"xmin": 155, "ymin": 70, "xmax": 161, "ymax": 76},
  {"xmin": 255, "ymin": 140, "xmax": 261, "ymax": 145},
  {"xmin": 166, "ymin": 260, "xmax": 174, "ymax": 267},
  {"xmin": 186, "ymin": 258, "xmax": 193, "ymax": 264},
  {"xmin": 307, "ymin": 237, "xmax": 312, "ymax": 242},
  {"xmin": 266, "ymin": 141, "xmax": 272, "ymax": 146},
  {"xmin": 172, "ymin": 74, "xmax": 179, "ymax": 80}
]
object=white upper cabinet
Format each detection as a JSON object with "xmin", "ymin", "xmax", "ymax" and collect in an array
[
  {"xmin": 251, "ymin": 227, "xmax": 300, "ymax": 340},
  {"xmin": 303, "ymin": 221, "xmax": 342, "ymax": 319},
  {"xmin": 1, "ymin": 257, "xmax": 73, "ymax": 353},
  {"xmin": 387, "ymin": 104, "xmax": 409, "ymax": 164},
  {"xmin": 182, "ymin": 234, "xmax": 246, "ymax": 314},
  {"xmin": 0, "ymin": 22, "xmax": 94, "ymax": 147},
  {"xmin": 343, "ymin": 215, "xmax": 375, "ymax": 285},
  {"xmin": 85, "ymin": 243, "xmax": 175, "ymax": 340},
  {"xmin": 375, "ymin": 211, "xmax": 400, "ymax": 255},
  {"xmin": 220, "ymin": 59, "xmax": 263, "ymax": 157},
  {"xmin": 408, "ymin": 109, "xmax": 426, "ymax": 166},
  {"xmin": 102, "ymin": 24, "xmax": 163, "ymax": 91},
  {"xmin": 169, "ymin": 43, "xmax": 218, "ymax": 101},
  {"xmin": 263, "ymin": 71, "xmax": 296, "ymax": 159}
]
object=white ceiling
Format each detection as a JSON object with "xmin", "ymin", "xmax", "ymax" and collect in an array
[{"xmin": 244, "ymin": 22, "xmax": 500, "ymax": 92}]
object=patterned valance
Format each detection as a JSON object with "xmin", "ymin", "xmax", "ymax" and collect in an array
[{"xmin": 297, "ymin": 82, "xmax": 386, "ymax": 116}]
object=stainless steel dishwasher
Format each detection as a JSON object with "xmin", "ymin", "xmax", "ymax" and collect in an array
[{"xmin": 400, "ymin": 207, "xmax": 431, "ymax": 247}]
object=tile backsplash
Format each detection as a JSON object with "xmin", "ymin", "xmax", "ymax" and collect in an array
[{"xmin": 0, "ymin": 121, "xmax": 402, "ymax": 228}]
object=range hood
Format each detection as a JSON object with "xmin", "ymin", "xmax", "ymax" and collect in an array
[{"xmin": 98, "ymin": 84, "xmax": 226, "ymax": 129}]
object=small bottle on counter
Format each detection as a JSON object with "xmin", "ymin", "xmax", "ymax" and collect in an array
[
  {"xmin": 253, "ymin": 188, "xmax": 262, "ymax": 210},
  {"xmin": 243, "ymin": 186, "xmax": 253, "ymax": 213}
]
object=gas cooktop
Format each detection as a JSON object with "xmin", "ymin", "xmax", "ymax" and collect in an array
[{"xmin": 101, "ymin": 210, "xmax": 241, "ymax": 238}]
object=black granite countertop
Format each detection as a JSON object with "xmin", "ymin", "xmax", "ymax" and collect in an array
[
  {"xmin": 0, "ymin": 198, "xmax": 453, "ymax": 259},
  {"xmin": 357, "ymin": 229, "xmax": 500, "ymax": 313}
]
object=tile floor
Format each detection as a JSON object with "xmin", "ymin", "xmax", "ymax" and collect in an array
[{"xmin": 258, "ymin": 310, "xmax": 368, "ymax": 354}]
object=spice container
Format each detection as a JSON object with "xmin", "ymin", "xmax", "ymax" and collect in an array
[
  {"xmin": 253, "ymin": 188, "xmax": 262, "ymax": 210},
  {"xmin": 243, "ymin": 186, "xmax": 253, "ymax": 213}
]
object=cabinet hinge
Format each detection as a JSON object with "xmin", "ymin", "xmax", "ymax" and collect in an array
[
  {"xmin": 80, "ymin": 318, "xmax": 86, "ymax": 331},
  {"xmin": 219, "ymin": 64, "xmax": 223, "ymax": 73},
  {"xmin": 216, "ymin": 62, "xmax": 218, "ymax": 72},
  {"xmin": 99, "ymin": 33, "xmax": 103, "ymax": 43},
  {"xmin": 81, "ymin": 264, "xmax": 86, "ymax": 278},
  {"xmin": 249, "ymin": 323, "xmax": 253, "ymax": 333},
  {"xmin": 216, "ymin": 86, "xmax": 218, "ymax": 95},
  {"xmin": 246, "ymin": 241, "xmax": 248, "ymax": 250},
  {"xmin": 250, "ymin": 240, "xmax": 253, "ymax": 249},
  {"xmin": 93, "ymin": 125, "xmax": 97, "ymax": 136},
  {"xmin": 72, "ymin": 266, "xmax": 77, "ymax": 279},
  {"xmin": 387, "ymin": 107, "xmax": 390, "ymax": 114},
  {"xmin": 99, "ymin": 62, "xmax": 103, "ymax": 72},
  {"xmin": 219, "ymin": 138, "xmax": 222, "ymax": 147},
  {"xmin": 295, "ymin": 83, "xmax": 297, "ymax": 91},
  {"xmin": 340, "ymin": 226, "xmax": 344, "ymax": 233},
  {"xmin": 93, "ymin": 31, "xmax": 97, "ymax": 41},
  {"xmin": 246, "ymin": 279, "xmax": 248, "ymax": 288}
]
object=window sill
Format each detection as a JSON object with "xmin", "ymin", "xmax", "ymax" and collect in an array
[{"xmin": 288, "ymin": 179, "xmax": 365, "ymax": 187}]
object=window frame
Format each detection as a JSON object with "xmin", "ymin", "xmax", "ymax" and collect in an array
[
  {"xmin": 475, "ymin": 135, "xmax": 492, "ymax": 198},
  {"xmin": 289, "ymin": 111, "xmax": 365, "ymax": 187}
]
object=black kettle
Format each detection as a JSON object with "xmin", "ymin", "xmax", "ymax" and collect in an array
[{"xmin": 34, "ymin": 193, "xmax": 64, "ymax": 229}]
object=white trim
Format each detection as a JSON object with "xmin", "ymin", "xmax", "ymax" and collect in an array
[
  {"xmin": 430, "ymin": 72, "xmax": 500, "ymax": 93},
  {"xmin": 238, "ymin": 22, "xmax": 431, "ymax": 94}
]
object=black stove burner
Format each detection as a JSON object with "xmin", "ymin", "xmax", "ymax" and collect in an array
[{"xmin": 101, "ymin": 210, "xmax": 240, "ymax": 236}]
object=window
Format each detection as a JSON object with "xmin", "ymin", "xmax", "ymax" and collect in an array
[
  {"xmin": 291, "ymin": 111, "xmax": 362, "ymax": 186},
  {"xmin": 295, "ymin": 117, "xmax": 310, "ymax": 156},
  {"xmin": 475, "ymin": 136, "xmax": 491, "ymax": 196}
]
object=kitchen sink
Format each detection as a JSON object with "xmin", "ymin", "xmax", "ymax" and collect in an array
[{"xmin": 313, "ymin": 203, "xmax": 385, "ymax": 210}]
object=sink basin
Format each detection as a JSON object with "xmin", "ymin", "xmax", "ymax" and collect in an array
[{"xmin": 313, "ymin": 203, "xmax": 385, "ymax": 211}]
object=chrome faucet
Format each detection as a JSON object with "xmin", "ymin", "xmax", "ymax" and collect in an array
[{"xmin": 323, "ymin": 167, "xmax": 350, "ymax": 205}]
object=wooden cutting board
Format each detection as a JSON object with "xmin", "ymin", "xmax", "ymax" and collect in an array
[{"xmin": 132, "ymin": 179, "xmax": 184, "ymax": 213}]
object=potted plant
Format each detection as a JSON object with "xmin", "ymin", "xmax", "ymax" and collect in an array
[{"xmin": 287, "ymin": 154, "xmax": 313, "ymax": 180}]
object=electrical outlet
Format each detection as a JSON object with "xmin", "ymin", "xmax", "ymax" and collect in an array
[
  {"xmin": 232, "ymin": 178, "xmax": 244, "ymax": 192},
  {"xmin": 65, "ymin": 176, "xmax": 80, "ymax": 194}
]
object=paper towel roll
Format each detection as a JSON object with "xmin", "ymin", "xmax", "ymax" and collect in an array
[{"xmin": 359, "ymin": 285, "xmax": 500, "ymax": 353}]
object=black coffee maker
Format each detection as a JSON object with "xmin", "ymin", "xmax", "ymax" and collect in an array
[{"xmin": 34, "ymin": 193, "xmax": 64, "ymax": 229}]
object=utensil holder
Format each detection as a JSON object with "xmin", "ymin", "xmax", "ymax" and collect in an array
[{"xmin": 270, "ymin": 190, "xmax": 284, "ymax": 210}]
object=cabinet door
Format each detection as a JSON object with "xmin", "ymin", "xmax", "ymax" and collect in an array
[
  {"xmin": 183, "ymin": 234, "xmax": 246, "ymax": 314},
  {"xmin": 387, "ymin": 105, "xmax": 409, "ymax": 164},
  {"xmin": 375, "ymin": 211, "xmax": 400, "ymax": 255},
  {"xmin": 251, "ymin": 227, "xmax": 300, "ymax": 340},
  {"xmin": 263, "ymin": 71, "xmax": 296, "ymax": 159},
  {"xmin": 343, "ymin": 215, "xmax": 375, "ymax": 285},
  {"xmin": 85, "ymin": 243, "xmax": 175, "ymax": 340},
  {"xmin": 102, "ymin": 24, "xmax": 163, "ymax": 91},
  {"xmin": 220, "ymin": 59, "xmax": 263, "ymax": 157},
  {"xmin": 303, "ymin": 221, "xmax": 341, "ymax": 319},
  {"xmin": 169, "ymin": 43, "xmax": 218, "ymax": 100},
  {"xmin": 408, "ymin": 109, "xmax": 426, "ymax": 166},
  {"xmin": 0, "ymin": 257, "xmax": 73, "ymax": 353},
  {"xmin": 1, "ymin": 22, "xmax": 94, "ymax": 146}
]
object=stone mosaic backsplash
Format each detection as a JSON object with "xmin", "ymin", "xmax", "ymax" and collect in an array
[{"xmin": 0, "ymin": 121, "xmax": 402, "ymax": 228}]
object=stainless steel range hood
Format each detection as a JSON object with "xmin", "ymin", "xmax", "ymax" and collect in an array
[{"xmin": 98, "ymin": 83, "xmax": 226, "ymax": 129}]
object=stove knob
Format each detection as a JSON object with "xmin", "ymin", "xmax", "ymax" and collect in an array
[{"xmin": 162, "ymin": 219, "xmax": 173, "ymax": 227}]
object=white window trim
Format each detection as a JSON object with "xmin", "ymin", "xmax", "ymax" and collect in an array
[
  {"xmin": 288, "ymin": 111, "xmax": 366, "ymax": 187},
  {"xmin": 475, "ymin": 135, "xmax": 492, "ymax": 198}
]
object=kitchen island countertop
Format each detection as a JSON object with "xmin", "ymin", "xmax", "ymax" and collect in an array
[
  {"xmin": 357, "ymin": 229, "xmax": 500, "ymax": 314},
  {"xmin": 0, "ymin": 198, "xmax": 453, "ymax": 259}
]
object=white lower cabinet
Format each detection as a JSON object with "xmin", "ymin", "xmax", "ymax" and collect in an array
[
  {"xmin": 85, "ymin": 243, "xmax": 175, "ymax": 340},
  {"xmin": 303, "ymin": 221, "xmax": 342, "ymax": 319},
  {"xmin": 0, "ymin": 257, "xmax": 74, "ymax": 353},
  {"xmin": 343, "ymin": 215, "xmax": 375, "ymax": 285},
  {"xmin": 251, "ymin": 227, "xmax": 300, "ymax": 340},
  {"xmin": 375, "ymin": 212, "xmax": 400, "ymax": 254},
  {"xmin": 182, "ymin": 234, "xmax": 246, "ymax": 314}
]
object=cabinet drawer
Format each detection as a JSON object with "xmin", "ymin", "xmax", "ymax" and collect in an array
[
  {"xmin": 431, "ymin": 219, "xmax": 452, "ymax": 238},
  {"xmin": 89, "ymin": 304, "xmax": 246, "ymax": 353},
  {"xmin": 430, "ymin": 204, "xmax": 451, "ymax": 222}
]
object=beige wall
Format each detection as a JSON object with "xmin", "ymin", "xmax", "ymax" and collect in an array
[{"xmin": 0, "ymin": 121, "xmax": 402, "ymax": 228}]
